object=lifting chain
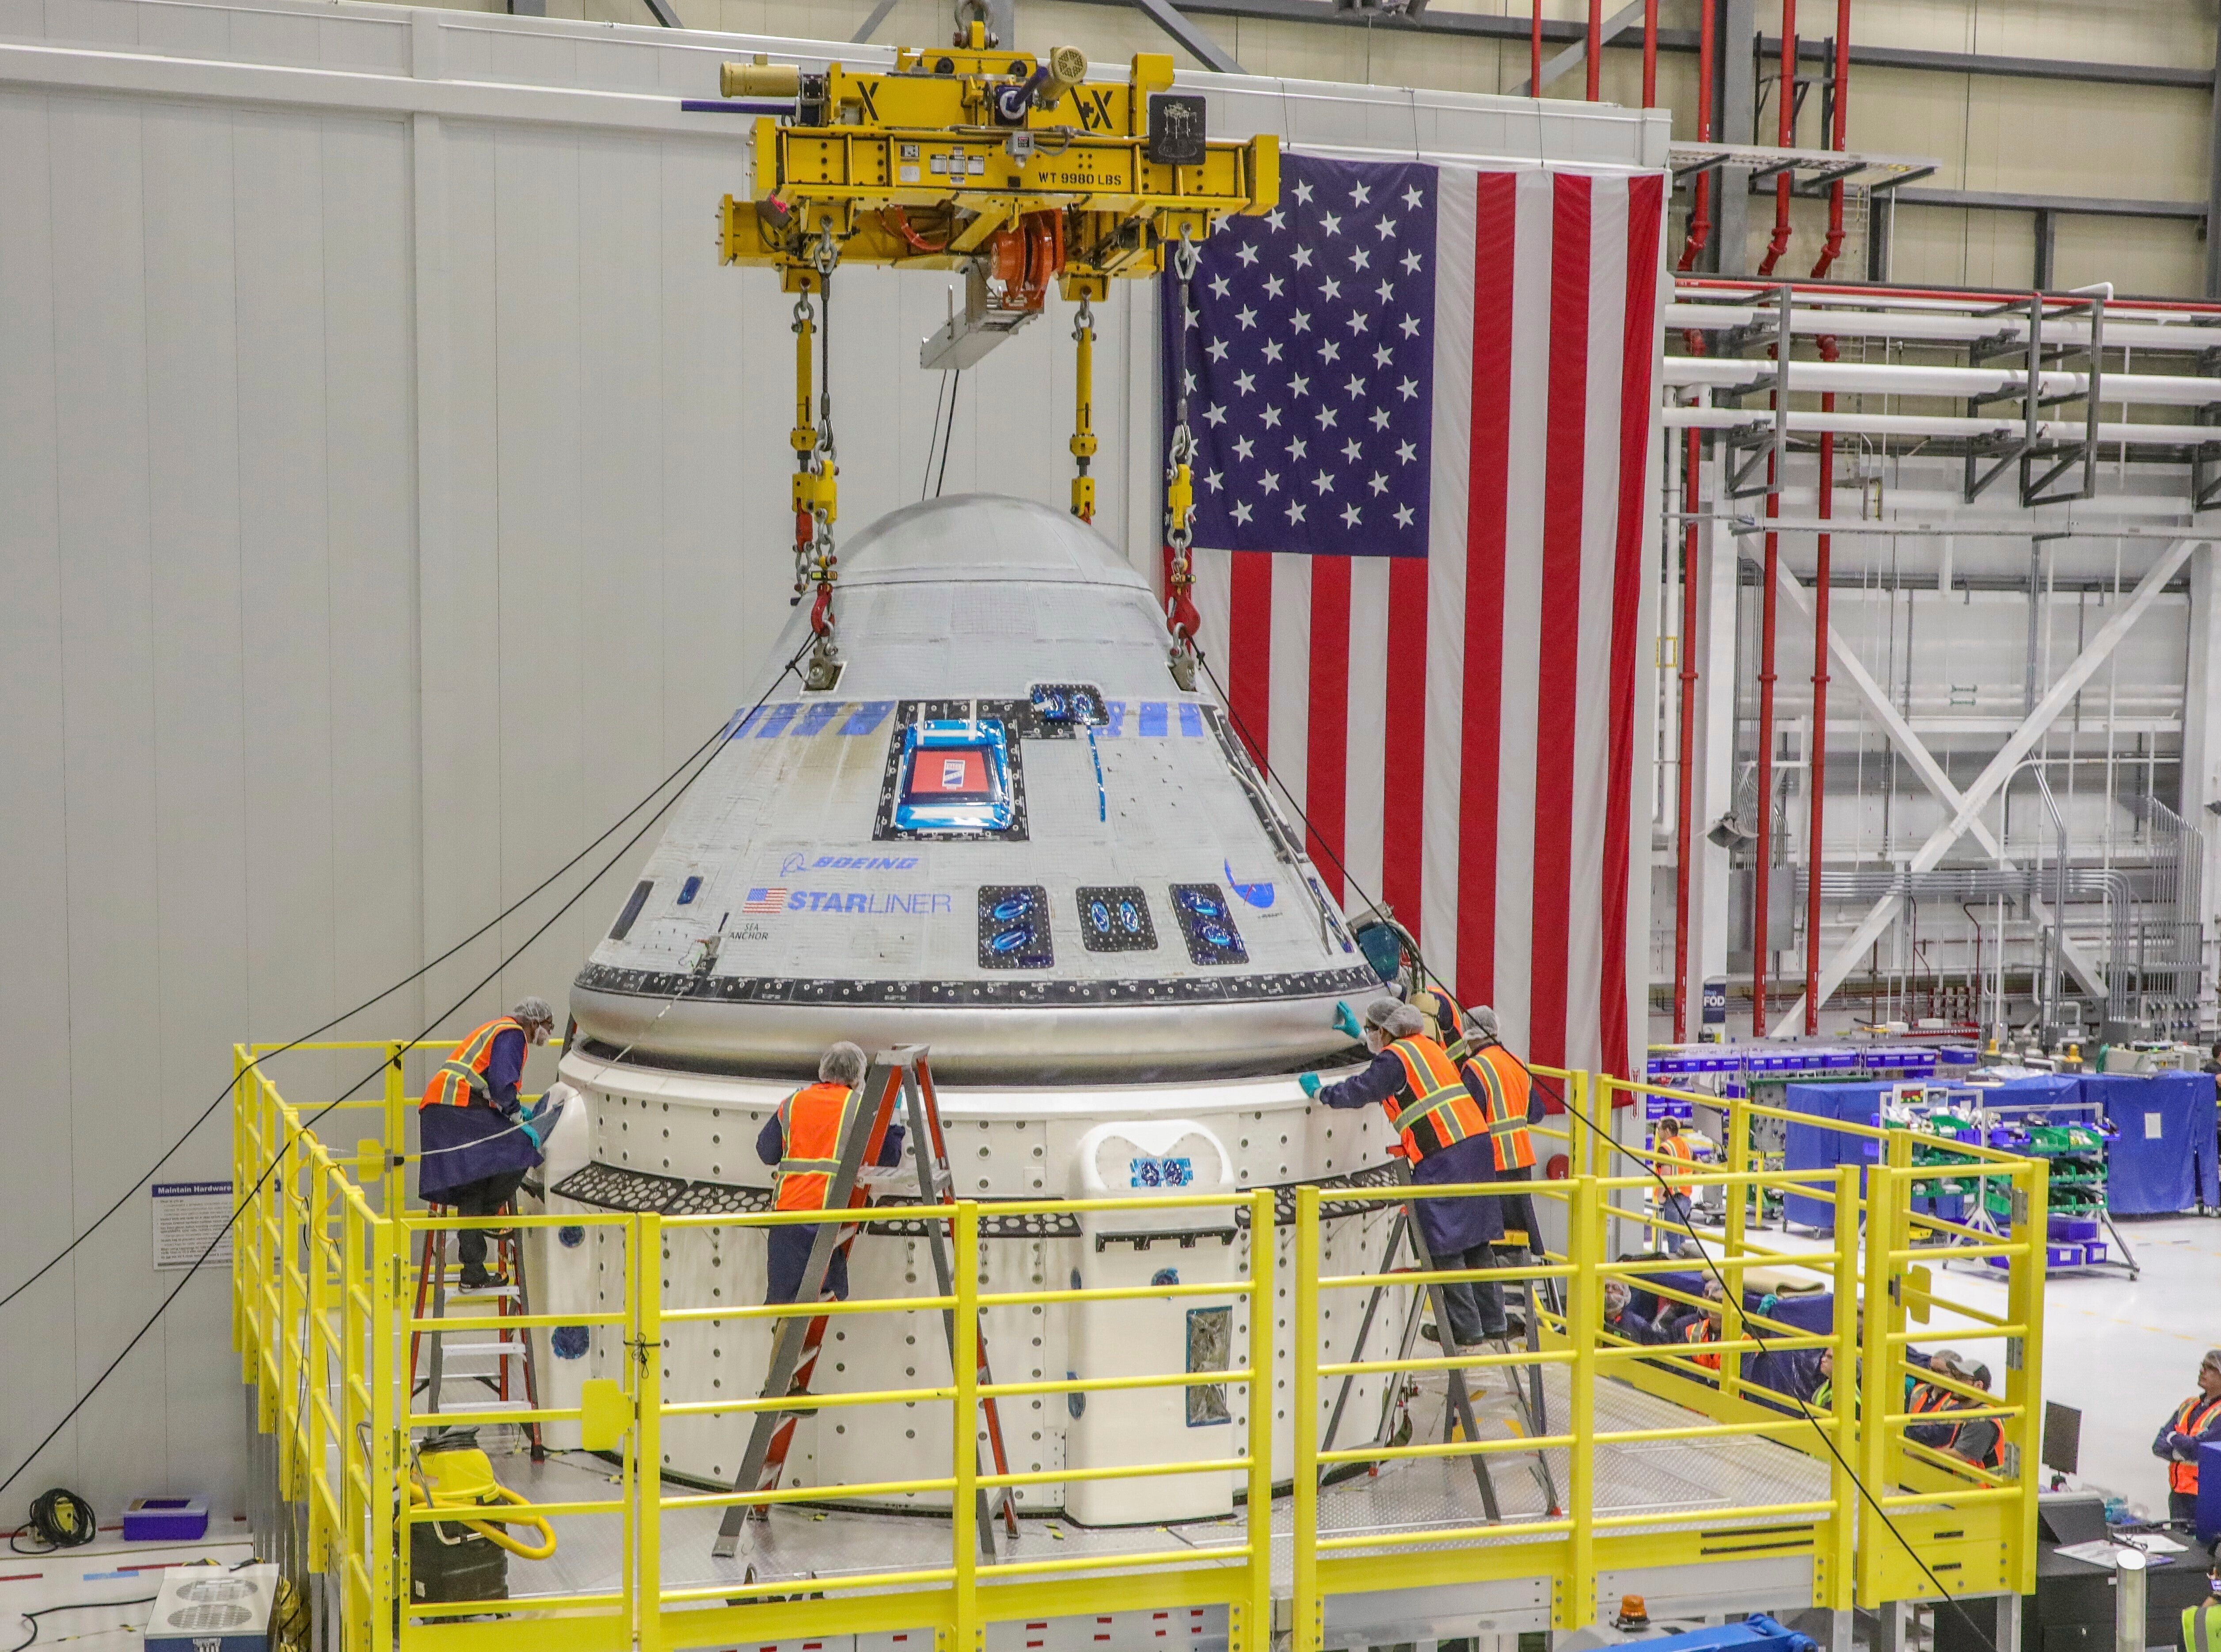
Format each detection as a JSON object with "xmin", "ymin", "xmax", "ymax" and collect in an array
[
  {"xmin": 1069, "ymin": 295, "xmax": 1096, "ymax": 523},
  {"xmin": 1163, "ymin": 229, "xmax": 1202, "ymax": 691},
  {"xmin": 795, "ymin": 226, "xmax": 843, "ymax": 691}
]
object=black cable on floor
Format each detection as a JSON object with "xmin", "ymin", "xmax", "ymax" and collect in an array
[
  {"xmin": 0, "ymin": 636, "xmax": 815, "ymax": 1505},
  {"xmin": 7, "ymin": 1597, "xmax": 156, "ymax": 1652},
  {"xmin": 1191, "ymin": 643, "xmax": 2002, "ymax": 1652}
]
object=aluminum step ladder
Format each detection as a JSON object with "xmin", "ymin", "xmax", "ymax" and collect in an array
[
  {"xmin": 1318, "ymin": 1161, "xmax": 1559, "ymax": 1517},
  {"xmin": 408, "ymin": 1203, "xmax": 544, "ymax": 1460},
  {"xmin": 712, "ymin": 1045, "xmax": 1021, "ymax": 1560}
]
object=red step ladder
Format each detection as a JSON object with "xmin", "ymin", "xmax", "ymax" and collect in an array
[{"xmin": 408, "ymin": 1203, "xmax": 544, "ymax": 1459}]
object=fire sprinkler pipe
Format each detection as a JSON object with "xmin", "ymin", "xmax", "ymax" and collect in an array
[
  {"xmin": 1804, "ymin": 339, "xmax": 1837, "ymax": 1034},
  {"xmin": 1806, "ymin": 0, "xmax": 1852, "ymax": 277},
  {"xmin": 1756, "ymin": 0, "xmax": 1798, "ymax": 274},
  {"xmin": 1673, "ymin": 405, "xmax": 1706, "ymax": 1042},
  {"xmin": 1587, "ymin": 0, "xmax": 1604, "ymax": 100},
  {"xmin": 1643, "ymin": 0, "xmax": 1660, "ymax": 107},
  {"xmin": 1753, "ymin": 359, "xmax": 1781, "ymax": 1038},
  {"xmin": 1676, "ymin": 0, "xmax": 1717, "ymax": 271}
]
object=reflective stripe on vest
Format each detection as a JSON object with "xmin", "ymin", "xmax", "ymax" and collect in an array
[
  {"xmin": 775, "ymin": 1082, "xmax": 870, "ymax": 1213},
  {"xmin": 1458, "ymin": 1046, "xmax": 1537, "ymax": 1172},
  {"xmin": 2183, "ymin": 1603, "xmax": 2221, "ymax": 1652},
  {"xmin": 2171, "ymin": 1396, "xmax": 2221, "ymax": 1494},
  {"xmin": 1383, "ymin": 1038, "xmax": 1491, "ymax": 1161},
  {"xmin": 421, "ymin": 1018, "xmax": 523, "ymax": 1109},
  {"xmin": 1684, "ymin": 1318, "xmax": 1721, "ymax": 1371}
]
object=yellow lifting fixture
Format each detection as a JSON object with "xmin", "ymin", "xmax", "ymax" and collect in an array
[{"xmin": 711, "ymin": 12, "xmax": 1279, "ymax": 687}]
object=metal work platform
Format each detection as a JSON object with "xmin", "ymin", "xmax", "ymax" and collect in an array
[{"xmin": 231, "ymin": 1041, "xmax": 2045, "ymax": 1652}]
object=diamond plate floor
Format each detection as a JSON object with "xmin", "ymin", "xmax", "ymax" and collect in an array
[{"xmin": 464, "ymin": 1361, "xmax": 1829, "ymax": 1612}]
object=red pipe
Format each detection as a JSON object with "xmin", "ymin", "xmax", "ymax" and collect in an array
[
  {"xmin": 1532, "ymin": 0, "xmax": 1543, "ymax": 98},
  {"xmin": 1587, "ymin": 0, "xmax": 1604, "ymax": 100},
  {"xmin": 1676, "ymin": 0, "xmax": 1717, "ymax": 271},
  {"xmin": 1807, "ymin": 0, "xmax": 1852, "ymax": 276},
  {"xmin": 1673, "ymin": 414, "xmax": 1705, "ymax": 1044},
  {"xmin": 1755, "ymin": 0, "xmax": 1797, "ymax": 275},
  {"xmin": 1804, "ymin": 354, "xmax": 1838, "ymax": 1032},
  {"xmin": 1752, "ymin": 357, "xmax": 1780, "ymax": 1037},
  {"xmin": 1643, "ymin": 0, "xmax": 1659, "ymax": 107}
]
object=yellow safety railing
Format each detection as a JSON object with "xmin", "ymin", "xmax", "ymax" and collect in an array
[{"xmin": 232, "ymin": 1043, "xmax": 2047, "ymax": 1652}]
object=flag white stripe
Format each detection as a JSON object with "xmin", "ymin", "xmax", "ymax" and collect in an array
[
  {"xmin": 1266, "ymin": 550, "xmax": 1313, "ymax": 852},
  {"xmin": 1421, "ymin": 165, "xmax": 1479, "ymax": 983},
  {"xmin": 1491, "ymin": 169, "xmax": 1556, "ymax": 1056},
  {"xmin": 1344, "ymin": 558, "xmax": 1391, "ymax": 907}
]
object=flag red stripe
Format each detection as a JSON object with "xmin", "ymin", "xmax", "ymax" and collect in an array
[
  {"xmin": 1227, "ymin": 550, "xmax": 1275, "ymax": 767},
  {"xmin": 1458, "ymin": 171, "xmax": 1519, "ymax": 1008},
  {"xmin": 1381, "ymin": 557, "xmax": 1428, "ymax": 933},
  {"xmin": 1529, "ymin": 174, "xmax": 1593, "ymax": 1072},
  {"xmin": 1600, "ymin": 175, "xmax": 1665, "ymax": 1080},
  {"xmin": 1306, "ymin": 558, "xmax": 1352, "ymax": 898}
]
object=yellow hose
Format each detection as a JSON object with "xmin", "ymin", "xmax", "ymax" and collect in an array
[{"xmin": 407, "ymin": 1474, "xmax": 557, "ymax": 1561}]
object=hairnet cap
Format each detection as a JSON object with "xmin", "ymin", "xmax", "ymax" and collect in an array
[
  {"xmin": 819, "ymin": 1040, "xmax": 868, "ymax": 1087},
  {"xmin": 1362, "ymin": 999, "xmax": 1404, "ymax": 1031},
  {"xmin": 1468, "ymin": 1005, "xmax": 1502, "ymax": 1041},
  {"xmin": 2203, "ymin": 1348, "xmax": 2221, "ymax": 1373},
  {"xmin": 512, "ymin": 995, "xmax": 555, "ymax": 1029}
]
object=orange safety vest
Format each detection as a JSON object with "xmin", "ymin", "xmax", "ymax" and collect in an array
[
  {"xmin": 421, "ymin": 1018, "xmax": 525, "ymax": 1109},
  {"xmin": 1381, "ymin": 1037, "xmax": 1494, "ymax": 1162},
  {"xmin": 1658, "ymin": 1132, "xmax": 1695, "ymax": 1197},
  {"xmin": 773, "ymin": 1082, "xmax": 885, "ymax": 1214},
  {"xmin": 1911, "ymin": 1379, "xmax": 2004, "ymax": 1469},
  {"xmin": 1457, "ymin": 1044, "xmax": 1537, "ymax": 1172},
  {"xmin": 1683, "ymin": 1316, "xmax": 1722, "ymax": 1372},
  {"xmin": 2169, "ymin": 1396, "xmax": 2221, "ymax": 1494}
]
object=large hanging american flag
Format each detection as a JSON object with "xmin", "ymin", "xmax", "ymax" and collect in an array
[{"xmin": 1164, "ymin": 153, "xmax": 1666, "ymax": 1081}]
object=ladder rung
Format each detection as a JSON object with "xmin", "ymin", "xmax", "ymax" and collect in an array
[
  {"xmin": 427, "ymin": 1397, "xmax": 532, "ymax": 1412},
  {"xmin": 435, "ymin": 1342, "xmax": 528, "ymax": 1357},
  {"xmin": 441, "ymin": 1285, "xmax": 520, "ymax": 1299}
]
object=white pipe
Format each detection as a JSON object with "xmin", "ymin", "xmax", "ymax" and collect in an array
[
  {"xmin": 1664, "ymin": 354, "xmax": 2221, "ymax": 410},
  {"xmin": 1665, "ymin": 301, "xmax": 2221, "ymax": 354},
  {"xmin": 1662, "ymin": 403, "xmax": 2209, "ymax": 449}
]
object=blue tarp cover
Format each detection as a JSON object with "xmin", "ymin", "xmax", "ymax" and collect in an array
[{"xmin": 2084, "ymin": 1071, "xmax": 2217, "ymax": 1215}]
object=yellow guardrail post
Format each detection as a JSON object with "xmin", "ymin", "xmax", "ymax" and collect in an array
[
  {"xmin": 1824, "ymin": 1162, "xmax": 1859, "ymax": 1611},
  {"xmin": 636, "ymin": 1210, "xmax": 661, "ymax": 1652},
  {"xmin": 954, "ymin": 1200, "xmax": 981, "ymax": 1652},
  {"xmin": 371, "ymin": 1205, "xmax": 401, "ymax": 1652},
  {"xmin": 232, "ymin": 1048, "xmax": 249, "ymax": 1373},
  {"xmin": 383, "ymin": 1041, "xmax": 407, "ymax": 1218},
  {"xmin": 1724, "ymin": 1093, "xmax": 1749, "ymax": 1256},
  {"xmin": 1293, "ymin": 1185, "xmax": 1322, "ymax": 1652},
  {"xmin": 2007, "ymin": 1158, "xmax": 2047, "ymax": 1594},
  {"xmin": 1856, "ymin": 1155, "xmax": 1896, "ymax": 1609},
  {"xmin": 1243, "ymin": 1188, "xmax": 1275, "ymax": 1652},
  {"xmin": 1566, "ymin": 1172, "xmax": 1600, "ymax": 1631},
  {"xmin": 305, "ymin": 1149, "xmax": 331, "ymax": 1567}
]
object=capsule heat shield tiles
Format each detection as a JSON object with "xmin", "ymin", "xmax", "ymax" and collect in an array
[
  {"xmin": 1076, "ymin": 886, "xmax": 1157, "ymax": 953},
  {"xmin": 979, "ymin": 885, "xmax": 1053, "ymax": 969},
  {"xmin": 1169, "ymin": 883, "xmax": 1247, "ymax": 966}
]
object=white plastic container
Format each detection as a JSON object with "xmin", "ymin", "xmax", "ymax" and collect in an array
[{"xmin": 1066, "ymin": 1119, "xmax": 1239, "ymax": 1526}]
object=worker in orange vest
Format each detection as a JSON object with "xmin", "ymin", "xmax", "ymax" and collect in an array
[
  {"xmin": 1451, "ymin": 1004, "xmax": 1541, "ymax": 1336},
  {"xmin": 1301, "ymin": 1000, "xmax": 1519, "ymax": 1347},
  {"xmin": 2155, "ymin": 1350, "xmax": 2221, "ymax": 1528},
  {"xmin": 753, "ymin": 1042, "xmax": 909, "ymax": 1306},
  {"xmin": 1654, "ymin": 1117, "xmax": 1697, "ymax": 1241},
  {"xmin": 1677, "ymin": 1279, "xmax": 1726, "ymax": 1373},
  {"xmin": 418, "ymin": 996, "xmax": 557, "ymax": 1290}
]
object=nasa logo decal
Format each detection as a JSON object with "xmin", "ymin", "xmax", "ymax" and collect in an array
[{"xmin": 1223, "ymin": 860, "xmax": 1274, "ymax": 909}]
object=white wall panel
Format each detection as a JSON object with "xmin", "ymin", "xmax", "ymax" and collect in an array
[{"xmin": 0, "ymin": 0, "xmax": 1662, "ymax": 1520}]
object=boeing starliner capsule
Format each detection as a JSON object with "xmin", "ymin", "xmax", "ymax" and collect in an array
[{"xmin": 540, "ymin": 495, "xmax": 1415, "ymax": 1524}]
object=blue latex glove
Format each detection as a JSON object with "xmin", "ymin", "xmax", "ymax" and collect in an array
[
  {"xmin": 1299, "ymin": 1073, "xmax": 1323, "ymax": 1098},
  {"xmin": 1332, "ymin": 1001, "xmax": 1363, "ymax": 1040},
  {"xmin": 517, "ymin": 1116, "xmax": 542, "ymax": 1150}
]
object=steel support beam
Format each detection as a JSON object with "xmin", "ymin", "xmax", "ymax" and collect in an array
[
  {"xmin": 1894, "ymin": 186, "xmax": 2206, "ymax": 222},
  {"xmin": 2208, "ymin": 23, "xmax": 2221, "ymax": 299},
  {"xmin": 1059, "ymin": 0, "xmax": 2206, "ymax": 90},
  {"xmin": 1511, "ymin": 0, "xmax": 1645, "ymax": 96},
  {"xmin": 852, "ymin": 0, "xmax": 900, "ymax": 42},
  {"xmin": 1132, "ymin": 0, "xmax": 1245, "ymax": 73},
  {"xmin": 1713, "ymin": 0, "xmax": 1756, "ymax": 274},
  {"xmin": 1771, "ymin": 536, "xmax": 2204, "ymax": 1035}
]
